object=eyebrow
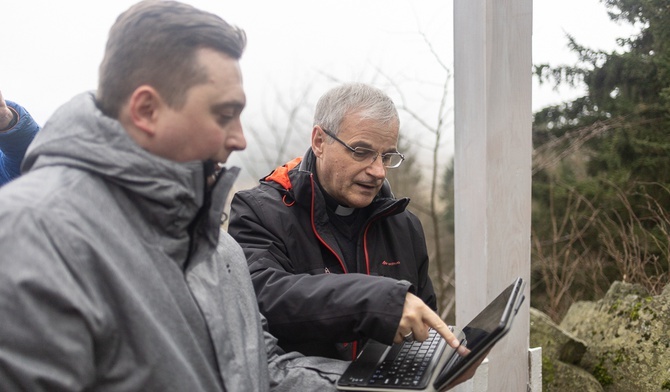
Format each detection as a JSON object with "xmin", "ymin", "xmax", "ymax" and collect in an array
[
  {"xmin": 212, "ymin": 100, "xmax": 246, "ymax": 112},
  {"xmin": 348, "ymin": 140, "xmax": 373, "ymax": 149},
  {"xmin": 349, "ymin": 139, "xmax": 399, "ymax": 154}
]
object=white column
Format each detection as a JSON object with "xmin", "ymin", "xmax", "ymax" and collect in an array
[{"xmin": 453, "ymin": 0, "xmax": 532, "ymax": 390}]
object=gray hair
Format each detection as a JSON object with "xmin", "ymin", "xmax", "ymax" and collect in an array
[{"xmin": 313, "ymin": 83, "xmax": 399, "ymax": 135}]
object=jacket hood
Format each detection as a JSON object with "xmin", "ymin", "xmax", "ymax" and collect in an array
[{"xmin": 22, "ymin": 92, "xmax": 236, "ymax": 230}]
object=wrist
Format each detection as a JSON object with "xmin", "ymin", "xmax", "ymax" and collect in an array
[{"xmin": 0, "ymin": 107, "xmax": 18, "ymax": 132}]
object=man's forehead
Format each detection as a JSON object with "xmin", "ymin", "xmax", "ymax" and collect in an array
[{"xmin": 341, "ymin": 118, "xmax": 398, "ymax": 137}]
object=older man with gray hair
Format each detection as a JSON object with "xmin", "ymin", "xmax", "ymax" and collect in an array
[{"xmin": 230, "ymin": 83, "xmax": 462, "ymax": 363}]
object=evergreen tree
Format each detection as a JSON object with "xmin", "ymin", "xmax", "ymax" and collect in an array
[{"xmin": 532, "ymin": 0, "xmax": 670, "ymax": 316}]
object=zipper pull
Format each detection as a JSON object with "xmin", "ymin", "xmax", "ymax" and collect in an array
[{"xmin": 324, "ymin": 267, "xmax": 330, "ymax": 274}]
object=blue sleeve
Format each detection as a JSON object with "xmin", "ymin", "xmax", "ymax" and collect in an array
[{"xmin": 0, "ymin": 101, "xmax": 41, "ymax": 186}]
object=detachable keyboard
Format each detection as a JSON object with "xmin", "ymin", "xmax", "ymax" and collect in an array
[{"xmin": 367, "ymin": 329, "xmax": 443, "ymax": 388}]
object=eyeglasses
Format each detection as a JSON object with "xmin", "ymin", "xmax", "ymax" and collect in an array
[{"xmin": 321, "ymin": 128, "xmax": 405, "ymax": 168}]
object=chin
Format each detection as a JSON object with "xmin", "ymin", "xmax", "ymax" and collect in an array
[{"xmin": 347, "ymin": 196, "xmax": 375, "ymax": 209}]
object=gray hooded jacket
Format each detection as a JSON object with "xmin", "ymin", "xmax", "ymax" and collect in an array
[{"xmin": 0, "ymin": 92, "xmax": 347, "ymax": 391}]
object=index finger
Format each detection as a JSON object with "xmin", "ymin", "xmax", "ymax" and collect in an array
[{"xmin": 422, "ymin": 311, "xmax": 460, "ymax": 349}]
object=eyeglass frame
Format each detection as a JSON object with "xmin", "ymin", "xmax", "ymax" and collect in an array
[{"xmin": 320, "ymin": 127, "xmax": 405, "ymax": 169}]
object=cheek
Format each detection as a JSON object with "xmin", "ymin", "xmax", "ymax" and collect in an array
[
  {"xmin": 185, "ymin": 124, "xmax": 222, "ymax": 158},
  {"xmin": 209, "ymin": 128, "xmax": 226, "ymax": 145},
  {"xmin": 348, "ymin": 166, "xmax": 367, "ymax": 182},
  {"xmin": 201, "ymin": 121, "xmax": 225, "ymax": 144},
  {"xmin": 332, "ymin": 160, "xmax": 352, "ymax": 183}
]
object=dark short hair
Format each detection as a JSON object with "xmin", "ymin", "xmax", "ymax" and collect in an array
[{"xmin": 96, "ymin": 0, "xmax": 247, "ymax": 118}]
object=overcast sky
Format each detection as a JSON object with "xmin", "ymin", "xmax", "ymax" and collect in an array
[{"xmin": 0, "ymin": 0, "xmax": 639, "ymax": 180}]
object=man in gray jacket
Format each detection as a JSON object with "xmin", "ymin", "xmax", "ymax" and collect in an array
[{"xmin": 0, "ymin": 1, "xmax": 346, "ymax": 391}]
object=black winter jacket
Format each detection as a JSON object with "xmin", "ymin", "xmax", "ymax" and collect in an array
[{"xmin": 229, "ymin": 149, "xmax": 437, "ymax": 360}]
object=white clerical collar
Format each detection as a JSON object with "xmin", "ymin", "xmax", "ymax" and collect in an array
[{"xmin": 335, "ymin": 205, "xmax": 355, "ymax": 216}]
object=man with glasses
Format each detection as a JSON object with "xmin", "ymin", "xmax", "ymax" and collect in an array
[{"xmin": 229, "ymin": 83, "xmax": 461, "ymax": 361}]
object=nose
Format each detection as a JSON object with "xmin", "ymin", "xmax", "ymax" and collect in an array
[
  {"xmin": 366, "ymin": 154, "xmax": 387, "ymax": 179},
  {"xmin": 227, "ymin": 119, "xmax": 247, "ymax": 152}
]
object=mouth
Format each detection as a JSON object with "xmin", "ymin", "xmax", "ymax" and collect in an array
[{"xmin": 354, "ymin": 182, "xmax": 380, "ymax": 192}]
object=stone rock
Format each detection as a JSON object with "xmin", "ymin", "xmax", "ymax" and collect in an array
[
  {"xmin": 560, "ymin": 281, "xmax": 670, "ymax": 391},
  {"xmin": 530, "ymin": 307, "xmax": 587, "ymax": 364},
  {"xmin": 530, "ymin": 307, "xmax": 603, "ymax": 392},
  {"xmin": 543, "ymin": 360, "xmax": 606, "ymax": 392}
]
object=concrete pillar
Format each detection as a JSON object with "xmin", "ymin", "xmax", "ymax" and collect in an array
[{"xmin": 453, "ymin": 0, "xmax": 533, "ymax": 390}]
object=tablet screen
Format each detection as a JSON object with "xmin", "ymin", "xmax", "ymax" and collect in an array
[{"xmin": 433, "ymin": 278, "xmax": 524, "ymax": 390}]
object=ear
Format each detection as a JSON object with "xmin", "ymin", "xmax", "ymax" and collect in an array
[
  {"xmin": 127, "ymin": 86, "xmax": 163, "ymax": 137},
  {"xmin": 311, "ymin": 126, "xmax": 325, "ymax": 157}
]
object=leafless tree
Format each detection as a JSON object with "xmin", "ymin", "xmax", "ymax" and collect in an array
[
  {"xmin": 531, "ymin": 183, "xmax": 604, "ymax": 321},
  {"xmin": 380, "ymin": 31, "xmax": 456, "ymax": 319}
]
